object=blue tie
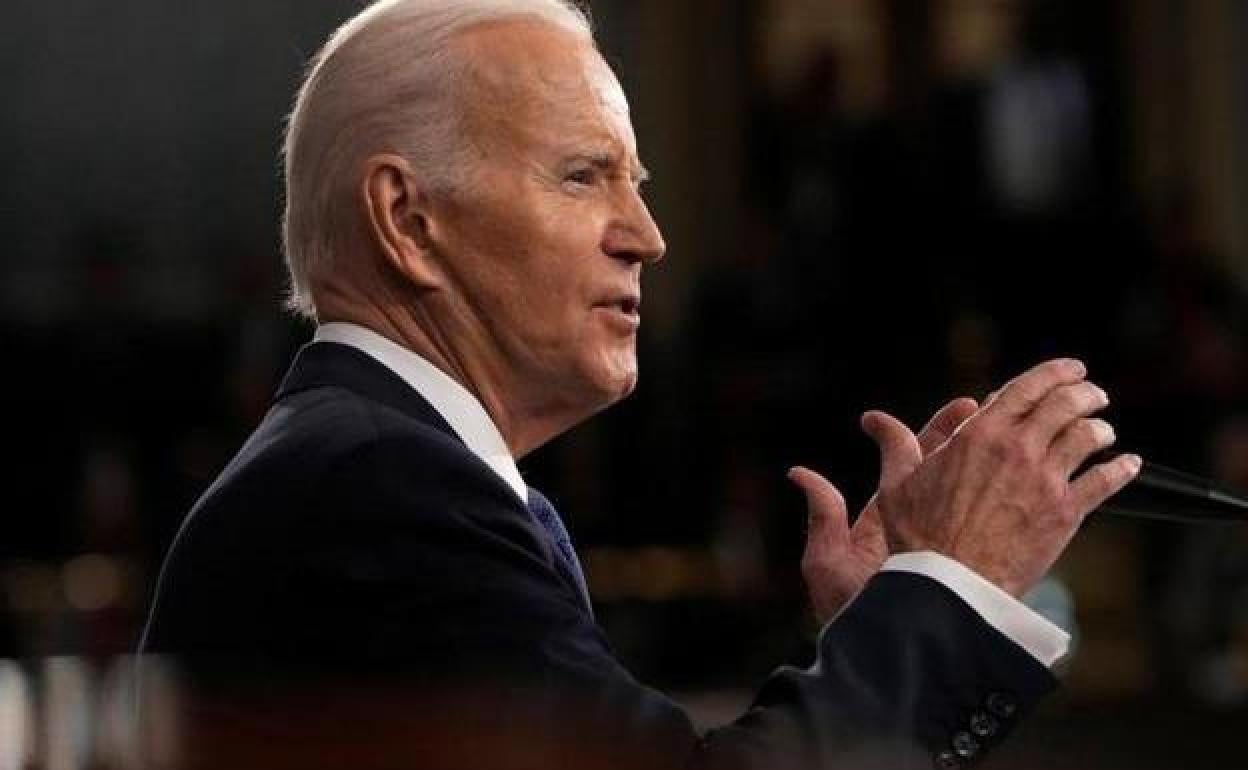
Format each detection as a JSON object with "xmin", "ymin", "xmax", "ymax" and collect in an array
[{"xmin": 526, "ymin": 487, "xmax": 592, "ymax": 616}]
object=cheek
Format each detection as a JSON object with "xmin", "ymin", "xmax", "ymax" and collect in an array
[
  {"xmin": 481, "ymin": 198, "xmax": 611, "ymax": 349},
  {"xmin": 526, "ymin": 237, "xmax": 600, "ymax": 323}
]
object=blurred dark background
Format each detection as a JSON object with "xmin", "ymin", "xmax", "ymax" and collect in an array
[{"xmin": 2, "ymin": 0, "xmax": 1248, "ymax": 766}]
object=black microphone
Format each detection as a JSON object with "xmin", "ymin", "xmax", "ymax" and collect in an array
[{"xmin": 1087, "ymin": 450, "xmax": 1248, "ymax": 523}]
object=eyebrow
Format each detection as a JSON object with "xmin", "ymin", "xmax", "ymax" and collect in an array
[{"xmin": 577, "ymin": 150, "xmax": 651, "ymax": 183}]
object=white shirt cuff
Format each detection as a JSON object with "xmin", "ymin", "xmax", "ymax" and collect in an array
[{"xmin": 881, "ymin": 551, "xmax": 1071, "ymax": 667}]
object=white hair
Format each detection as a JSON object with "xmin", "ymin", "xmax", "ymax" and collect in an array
[{"xmin": 281, "ymin": 0, "xmax": 593, "ymax": 320}]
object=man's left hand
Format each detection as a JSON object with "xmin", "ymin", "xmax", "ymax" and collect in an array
[{"xmin": 790, "ymin": 397, "xmax": 979, "ymax": 624}]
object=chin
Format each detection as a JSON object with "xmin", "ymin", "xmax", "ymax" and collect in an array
[
  {"xmin": 609, "ymin": 370, "xmax": 638, "ymax": 402},
  {"xmin": 582, "ymin": 358, "xmax": 638, "ymax": 412}
]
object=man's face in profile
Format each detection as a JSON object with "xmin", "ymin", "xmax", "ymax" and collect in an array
[{"xmin": 427, "ymin": 20, "xmax": 665, "ymax": 421}]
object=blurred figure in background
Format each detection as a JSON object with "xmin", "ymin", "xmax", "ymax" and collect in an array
[{"xmin": 1118, "ymin": 196, "xmax": 1248, "ymax": 705}]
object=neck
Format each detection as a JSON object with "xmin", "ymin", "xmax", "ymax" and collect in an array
[{"xmin": 315, "ymin": 288, "xmax": 570, "ymax": 459}]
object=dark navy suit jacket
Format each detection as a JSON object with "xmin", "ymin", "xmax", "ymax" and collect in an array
[{"xmin": 140, "ymin": 341, "xmax": 1054, "ymax": 769}]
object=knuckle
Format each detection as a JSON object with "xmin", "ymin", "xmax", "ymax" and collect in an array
[
  {"xmin": 1013, "ymin": 381, "xmax": 1042, "ymax": 406},
  {"xmin": 981, "ymin": 431, "xmax": 1011, "ymax": 462},
  {"xmin": 1069, "ymin": 419, "xmax": 1094, "ymax": 443},
  {"xmin": 987, "ymin": 434, "xmax": 1013, "ymax": 458},
  {"xmin": 1051, "ymin": 382, "xmax": 1098, "ymax": 416},
  {"xmin": 1071, "ymin": 418, "xmax": 1099, "ymax": 444},
  {"xmin": 1059, "ymin": 384, "xmax": 1085, "ymax": 411},
  {"xmin": 1056, "ymin": 500, "xmax": 1081, "ymax": 527},
  {"xmin": 1040, "ymin": 472, "xmax": 1067, "ymax": 505},
  {"xmin": 1002, "ymin": 434, "xmax": 1037, "ymax": 464},
  {"xmin": 1093, "ymin": 463, "xmax": 1116, "ymax": 492}
]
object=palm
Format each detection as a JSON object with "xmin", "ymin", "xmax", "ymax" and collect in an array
[
  {"xmin": 792, "ymin": 397, "xmax": 978, "ymax": 624},
  {"xmin": 842, "ymin": 496, "xmax": 888, "ymax": 595}
]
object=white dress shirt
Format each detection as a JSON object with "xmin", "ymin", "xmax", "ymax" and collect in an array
[
  {"xmin": 315, "ymin": 322, "xmax": 528, "ymax": 504},
  {"xmin": 313, "ymin": 321, "xmax": 1070, "ymax": 667}
]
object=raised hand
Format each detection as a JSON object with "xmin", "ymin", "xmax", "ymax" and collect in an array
[
  {"xmin": 862, "ymin": 358, "xmax": 1141, "ymax": 598},
  {"xmin": 790, "ymin": 397, "xmax": 979, "ymax": 623}
]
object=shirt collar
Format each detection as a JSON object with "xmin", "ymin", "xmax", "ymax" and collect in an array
[{"xmin": 313, "ymin": 321, "xmax": 528, "ymax": 503}]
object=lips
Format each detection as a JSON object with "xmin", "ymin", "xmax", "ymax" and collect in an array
[
  {"xmin": 594, "ymin": 293, "xmax": 640, "ymax": 317},
  {"xmin": 592, "ymin": 292, "xmax": 641, "ymax": 330}
]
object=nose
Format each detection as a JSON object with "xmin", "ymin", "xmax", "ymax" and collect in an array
[{"xmin": 603, "ymin": 187, "xmax": 665, "ymax": 265}]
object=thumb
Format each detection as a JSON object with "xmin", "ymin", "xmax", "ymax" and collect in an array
[
  {"xmin": 787, "ymin": 466, "xmax": 848, "ymax": 534},
  {"xmin": 861, "ymin": 410, "xmax": 923, "ymax": 490}
]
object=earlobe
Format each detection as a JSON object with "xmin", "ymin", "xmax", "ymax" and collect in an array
[{"xmin": 361, "ymin": 154, "xmax": 442, "ymax": 291}]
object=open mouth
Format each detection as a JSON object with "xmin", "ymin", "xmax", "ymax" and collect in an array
[
  {"xmin": 597, "ymin": 296, "xmax": 640, "ymax": 316},
  {"xmin": 594, "ymin": 295, "xmax": 642, "ymax": 329},
  {"xmin": 616, "ymin": 296, "xmax": 640, "ymax": 316}
]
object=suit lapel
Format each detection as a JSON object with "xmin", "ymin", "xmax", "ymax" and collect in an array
[{"xmin": 275, "ymin": 340, "xmax": 595, "ymax": 617}]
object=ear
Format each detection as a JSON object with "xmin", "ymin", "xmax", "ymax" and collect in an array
[{"xmin": 360, "ymin": 154, "xmax": 443, "ymax": 291}]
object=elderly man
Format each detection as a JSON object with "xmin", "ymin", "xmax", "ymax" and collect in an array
[{"xmin": 140, "ymin": 1, "xmax": 1139, "ymax": 767}]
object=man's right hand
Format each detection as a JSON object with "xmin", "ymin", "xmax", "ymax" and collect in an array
[{"xmin": 862, "ymin": 358, "xmax": 1141, "ymax": 599}]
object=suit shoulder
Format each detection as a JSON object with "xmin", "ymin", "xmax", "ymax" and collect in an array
[
  {"xmin": 142, "ymin": 382, "xmax": 521, "ymax": 647},
  {"xmin": 188, "ymin": 383, "xmax": 517, "ymax": 537},
  {"xmin": 214, "ymin": 384, "xmax": 478, "ymax": 490}
]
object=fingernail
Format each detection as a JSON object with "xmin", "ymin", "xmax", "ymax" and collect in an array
[
  {"xmin": 1070, "ymin": 358, "xmax": 1087, "ymax": 376},
  {"xmin": 1125, "ymin": 454, "xmax": 1142, "ymax": 472}
]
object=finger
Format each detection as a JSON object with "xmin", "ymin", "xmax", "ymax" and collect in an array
[
  {"xmin": 984, "ymin": 358, "xmax": 1087, "ymax": 422},
  {"xmin": 1048, "ymin": 409, "xmax": 1118, "ymax": 469},
  {"xmin": 788, "ymin": 466, "xmax": 848, "ymax": 534},
  {"xmin": 917, "ymin": 397, "xmax": 979, "ymax": 455},
  {"xmin": 1024, "ymin": 381, "xmax": 1110, "ymax": 448},
  {"xmin": 789, "ymin": 467, "xmax": 849, "ymax": 573},
  {"xmin": 1068, "ymin": 452, "xmax": 1142, "ymax": 516},
  {"xmin": 1050, "ymin": 418, "xmax": 1117, "ymax": 477},
  {"xmin": 861, "ymin": 410, "xmax": 923, "ymax": 491}
]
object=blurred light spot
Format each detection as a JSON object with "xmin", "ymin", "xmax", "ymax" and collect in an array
[
  {"xmin": 132, "ymin": 655, "xmax": 183, "ymax": 768},
  {"xmin": 63, "ymin": 554, "xmax": 122, "ymax": 612},
  {"xmin": 0, "ymin": 660, "xmax": 33, "ymax": 770},
  {"xmin": 42, "ymin": 658, "xmax": 92, "ymax": 770},
  {"xmin": 635, "ymin": 547, "xmax": 686, "ymax": 601},
  {"xmin": 585, "ymin": 547, "xmax": 724, "ymax": 601},
  {"xmin": 96, "ymin": 657, "xmax": 137, "ymax": 770}
]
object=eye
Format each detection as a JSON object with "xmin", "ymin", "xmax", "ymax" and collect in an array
[{"xmin": 565, "ymin": 167, "xmax": 597, "ymax": 187}]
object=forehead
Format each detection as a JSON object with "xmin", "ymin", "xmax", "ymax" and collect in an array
[{"xmin": 452, "ymin": 20, "xmax": 636, "ymax": 155}]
